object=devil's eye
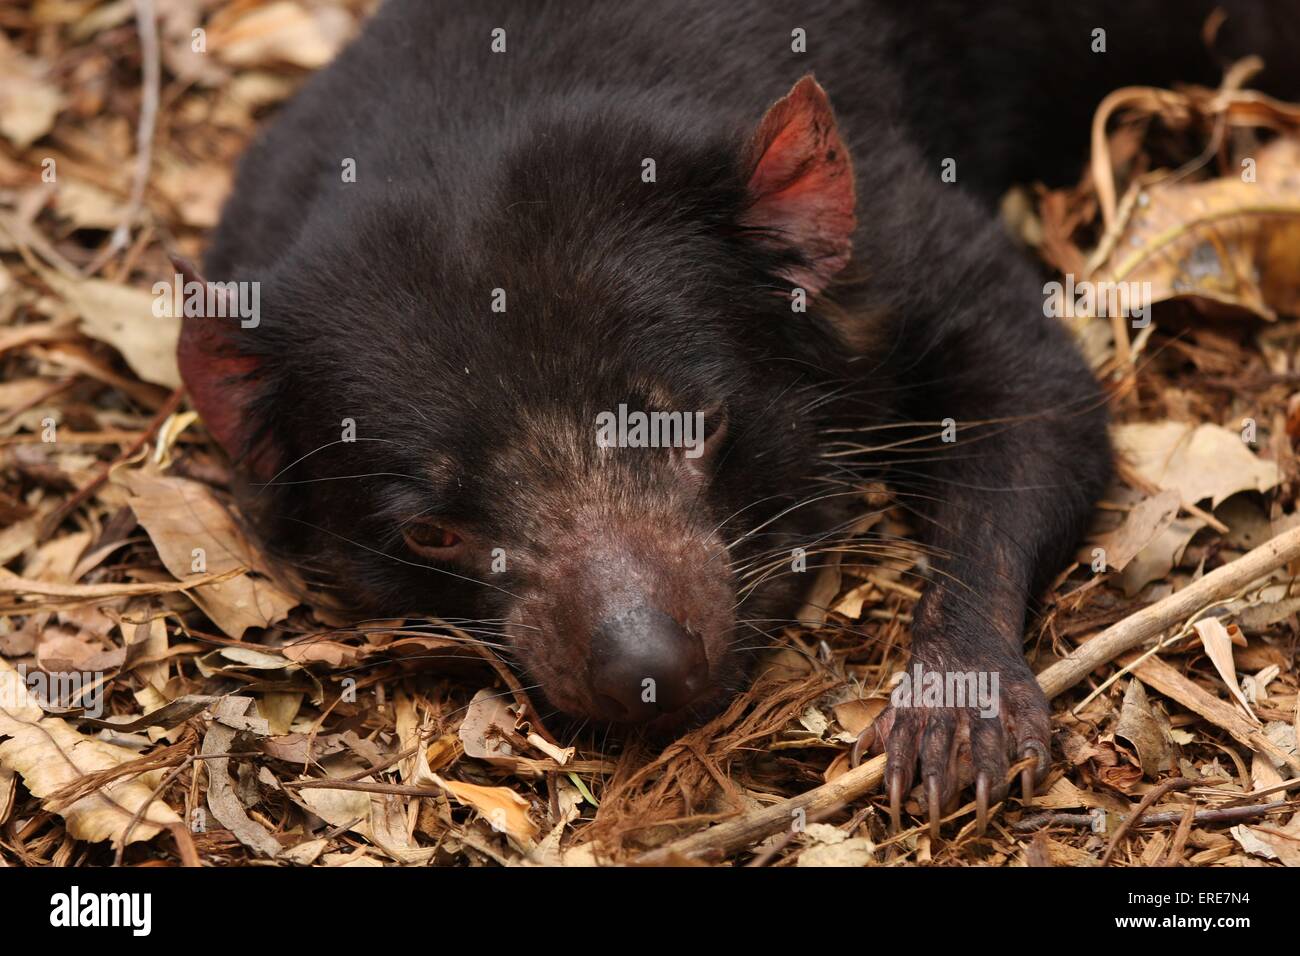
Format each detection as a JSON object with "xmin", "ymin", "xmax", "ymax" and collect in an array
[{"xmin": 402, "ymin": 519, "xmax": 463, "ymax": 557}]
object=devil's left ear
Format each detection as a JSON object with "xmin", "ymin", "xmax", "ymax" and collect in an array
[
  {"xmin": 171, "ymin": 255, "xmax": 277, "ymax": 480},
  {"xmin": 741, "ymin": 75, "xmax": 857, "ymax": 297}
]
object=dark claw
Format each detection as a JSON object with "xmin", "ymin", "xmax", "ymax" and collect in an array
[
  {"xmin": 975, "ymin": 773, "xmax": 990, "ymax": 836},
  {"xmin": 850, "ymin": 727, "xmax": 867, "ymax": 769},
  {"xmin": 1021, "ymin": 766, "xmax": 1035, "ymax": 805},
  {"xmin": 888, "ymin": 770, "xmax": 903, "ymax": 834},
  {"xmin": 927, "ymin": 775, "xmax": 942, "ymax": 842}
]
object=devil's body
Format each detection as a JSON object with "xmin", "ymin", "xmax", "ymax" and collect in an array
[{"xmin": 184, "ymin": 1, "xmax": 1293, "ymax": 821}]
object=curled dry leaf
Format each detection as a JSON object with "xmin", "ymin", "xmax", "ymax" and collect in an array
[
  {"xmin": 78, "ymin": 694, "xmax": 218, "ymax": 734},
  {"xmin": 0, "ymin": 659, "xmax": 181, "ymax": 847},
  {"xmin": 459, "ymin": 687, "xmax": 527, "ymax": 769},
  {"xmin": 1192, "ymin": 618, "xmax": 1256, "ymax": 721},
  {"xmin": 433, "ymin": 774, "xmax": 539, "ymax": 847},
  {"xmin": 202, "ymin": 698, "xmax": 281, "ymax": 859},
  {"xmin": 1088, "ymin": 138, "xmax": 1300, "ymax": 324},
  {"xmin": 395, "ymin": 690, "xmax": 439, "ymax": 787},
  {"xmin": 1113, "ymin": 678, "xmax": 1173, "ymax": 778}
]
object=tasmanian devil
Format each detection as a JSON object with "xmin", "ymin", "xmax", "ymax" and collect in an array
[{"xmin": 174, "ymin": 0, "xmax": 1298, "ymax": 833}]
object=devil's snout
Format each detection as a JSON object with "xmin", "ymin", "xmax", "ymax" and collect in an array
[{"xmin": 588, "ymin": 604, "xmax": 708, "ymax": 722}]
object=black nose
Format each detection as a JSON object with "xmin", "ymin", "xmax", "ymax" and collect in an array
[{"xmin": 588, "ymin": 605, "xmax": 708, "ymax": 722}]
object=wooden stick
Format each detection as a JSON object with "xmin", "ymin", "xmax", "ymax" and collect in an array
[
  {"xmin": 1037, "ymin": 523, "xmax": 1300, "ymax": 699},
  {"xmin": 636, "ymin": 754, "xmax": 886, "ymax": 864}
]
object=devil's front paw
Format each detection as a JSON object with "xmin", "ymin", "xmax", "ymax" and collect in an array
[{"xmin": 853, "ymin": 649, "xmax": 1050, "ymax": 839}]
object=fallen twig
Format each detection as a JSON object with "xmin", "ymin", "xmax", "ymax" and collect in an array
[
  {"xmin": 281, "ymin": 779, "xmax": 444, "ymax": 798},
  {"xmin": 1038, "ymin": 524, "xmax": 1300, "ymax": 699},
  {"xmin": 84, "ymin": 0, "xmax": 160, "ymax": 276},
  {"xmin": 635, "ymin": 754, "xmax": 887, "ymax": 864},
  {"xmin": 1015, "ymin": 800, "xmax": 1294, "ymax": 832}
]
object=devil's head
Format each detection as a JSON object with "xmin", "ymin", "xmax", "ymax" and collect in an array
[{"xmin": 179, "ymin": 77, "xmax": 869, "ymax": 732}]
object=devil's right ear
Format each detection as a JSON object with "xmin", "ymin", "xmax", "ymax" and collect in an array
[
  {"xmin": 740, "ymin": 75, "xmax": 857, "ymax": 298},
  {"xmin": 170, "ymin": 255, "xmax": 277, "ymax": 480}
]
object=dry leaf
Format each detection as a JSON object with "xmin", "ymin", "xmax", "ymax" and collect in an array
[
  {"xmin": 202, "ymin": 698, "xmax": 281, "ymax": 858},
  {"xmin": 796, "ymin": 512, "xmax": 883, "ymax": 626},
  {"xmin": 1093, "ymin": 488, "xmax": 1180, "ymax": 572},
  {"xmin": 0, "ymin": 33, "xmax": 65, "ymax": 148},
  {"xmin": 298, "ymin": 782, "xmax": 369, "ymax": 832},
  {"xmin": 209, "ymin": 1, "xmax": 353, "ymax": 69},
  {"xmin": 39, "ymin": 269, "xmax": 180, "ymax": 388},
  {"xmin": 1113, "ymin": 422, "xmax": 1279, "ymax": 510},
  {"xmin": 153, "ymin": 157, "xmax": 232, "ymax": 228},
  {"xmin": 0, "ymin": 659, "xmax": 181, "ymax": 847},
  {"xmin": 796, "ymin": 824, "xmax": 876, "ymax": 866},
  {"xmin": 459, "ymin": 687, "xmax": 525, "ymax": 769},
  {"xmin": 1117, "ymin": 514, "xmax": 1205, "ymax": 597},
  {"xmin": 365, "ymin": 791, "xmax": 434, "ymax": 865},
  {"xmin": 395, "ymin": 690, "xmax": 439, "ymax": 786},
  {"xmin": 0, "ymin": 765, "xmax": 15, "ymax": 826},
  {"xmin": 433, "ymin": 774, "xmax": 539, "ymax": 846},
  {"xmin": 258, "ymin": 692, "xmax": 302, "ymax": 736},
  {"xmin": 830, "ymin": 580, "xmax": 876, "ymax": 619},
  {"xmin": 52, "ymin": 179, "xmax": 127, "ymax": 231},
  {"xmin": 1247, "ymin": 813, "xmax": 1300, "ymax": 867},
  {"xmin": 1192, "ymin": 618, "xmax": 1256, "ymax": 720},
  {"xmin": 297, "ymin": 776, "xmax": 434, "ymax": 865},
  {"xmin": 1114, "ymin": 678, "xmax": 1173, "ymax": 777},
  {"xmin": 832, "ymin": 697, "xmax": 885, "ymax": 737},
  {"xmin": 117, "ymin": 465, "xmax": 297, "ymax": 637}
]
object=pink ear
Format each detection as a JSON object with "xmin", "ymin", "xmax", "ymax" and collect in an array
[
  {"xmin": 742, "ymin": 76, "xmax": 856, "ymax": 296},
  {"xmin": 171, "ymin": 255, "xmax": 276, "ymax": 480}
]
